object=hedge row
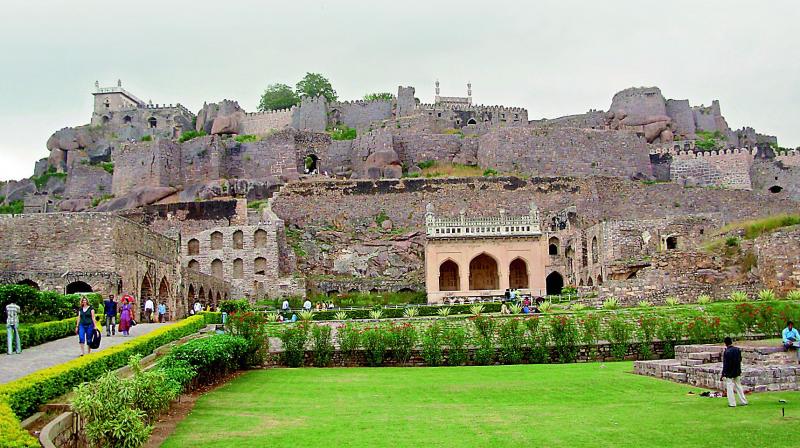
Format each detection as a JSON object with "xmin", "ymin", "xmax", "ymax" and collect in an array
[
  {"xmin": 307, "ymin": 303, "xmax": 502, "ymax": 321},
  {"xmin": 0, "ymin": 318, "xmax": 76, "ymax": 351},
  {"xmin": 0, "ymin": 315, "xmax": 209, "ymax": 448},
  {"xmin": 0, "ymin": 401, "xmax": 36, "ymax": 448}
]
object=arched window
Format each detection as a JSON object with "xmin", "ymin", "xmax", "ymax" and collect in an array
[
  {"xmin": 66, "ymin": 281, "xmax": 92, "ymax": 294},
  {"xmin": 187, "ymin": 284, "xmax": 196, "ymax": 302},
  {"xmin": 123, "ymin": 115, "xmax": 132, "ymax": 124},
  {"xmin": 509, "ymin": 258, "xmax": 529, "ymax": 289},
  {"xmin": 254, "ymin": 257, "xmax": 267, "ymax": 275},
  {"xmin": 233, "ymin": 230, "xmax": 244, "ymax": 250},
  {"xmin": 546, "ymin": 272, "xmax": 564, "ymax": 296},
  {"xmin": 210, "ymin": 231, "xmax": 223, "ymax": 250},
  {"xmin": 233, "ymin": 258, "xmax": 244, "ymax": 279},
  {"xmin": 198, "ymin": 286, "xmax": 205, "ymax": 303},
  {"xmin": 666, "ymin": 236, "xmax": 678, "ymax": 250},
  {"xmin": 254, "ymin": 229, "xmax": 268, "ymax": 248},
  {"xmin": 188, "ymin": 259, "xmax": 199, "ymax": 271},
  {"xmin": 548, "ymin": 237, "xmax": 559, "ymax": 256},
  {"xmin": 439, "ymin": 260, "xmax": 460, "ymax": 291},
  {"xmin": 16, "ymin": 279, "xmax": 39, "ymax": 290},
  {"xmin": 469, "ymin": 253, "xmax": 499, "ymax": 290},
  {"xmin": 158, "ymin": 277, "xmax": 170, "ymax": 303},
  {"xmin": 591, "ymin": 237, "xmax": 599, "ymax": 264},
  {"xmin": 587, "ymin": 277, "xmax": 594, "ymax": 286},
  {"xmin": 467, "ymin": 118, "xmax": 477, "ymax": 125},
  {"xmin": 187, "ymin": 238, "xmax": 200, "ymax": 255},
  {"xmin": 148, "ymin": 117, "xmax": 157, "ymax": 128},
  {"xmin": 211, "ymin": 259, "xmax": 223, "ymax": 279}
]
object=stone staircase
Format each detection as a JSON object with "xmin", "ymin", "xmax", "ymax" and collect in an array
[{"xmin": 635, "ymin": 344, "xmax": 800, "ymax": 392}]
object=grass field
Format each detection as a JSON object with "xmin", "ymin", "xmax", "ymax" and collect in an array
[{"xmin": 163, "ymin": 362, "xmax": 800, "ymax": 447}]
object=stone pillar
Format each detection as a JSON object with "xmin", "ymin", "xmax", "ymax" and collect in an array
[{"xmin": 459, "ymin": 259, "xmax": 470, "ymax": 293}]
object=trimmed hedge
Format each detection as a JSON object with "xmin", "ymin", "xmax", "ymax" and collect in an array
[
  {"xmin": 310, "ymin": 303, "xmax": 501, "ymax": 321},
  {"xmin": 0, "ymin": 318, "xmax": 76, "ymax": 350},
  {"xmin": 0, "ymin": 401, "xmax": 37, "ymax": 448},
  {"xmin": 0, "ymin": 315, "xmax": 209, "ymax": 448}
]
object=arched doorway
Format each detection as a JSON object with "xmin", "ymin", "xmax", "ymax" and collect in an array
[
  {"xmin": 304, "ymin": 154, "xmax": 319, "ymax": 174},
  {"xmin": 587, "ymin": 277, "xmax": 594, "ymax": 287},
  {"xmin": 546, "ymin": 272, "xmax": 564, "ymax": 296},
  {"xmin": 158, "ymin": 277, "xmax": 170, "ymax": 317},
  {"xmin": 665, "ymin": 235, "xmax": 678, "ymax": 250},
  {"xmin": 17, "ymin": 279, "xmax": 39, "ymax": 290},
  {"xmin": 548, "ymin": 237, "xmax": 559, "ymax": 256},
  {"xmin": 197, "ymin": 287, "xmax": 205, "ymax": 306},
  {"xmin": 254, "ymin": 229, "xmax": 268, "ymax": 248},
  {"xmin": 469, "ymin": 253, "xmax": 499, "ymax": 290},
  {"xmin": 187, "ymin": 284, "xmax": 196, "ymax": 317},
  {"xmin": 187, "ymin": 238, "xmax": 199, "ymax": 255},
  {"xmin": 467, "ymin": 118, "xmax": 477, "ymax": 125},
  {"xmin": 210, "ymin": 232, "xmax": 223, "ymax": 250},
  {"xmin": 769, "ymin": 185, "xmax": 783, "ymax": 193},
  {"xmin": 66, "ymin": 281, "xmax": 92, "ymax": 294},
  {"xmin": 509, "ymin": 258, "xmax": 529, "ymax": 289},
  {"xmin": 140, "ymin": 275, "xmax": 154, "ymax": 318},
  {"xmin": 233, "ymin": 230, "xmax": 244, "ymax": 250},
  {"xmin": 148, "ymin": 117, "xmax": 157, "ymax": 128},
  {"xmin": 438, "ymin": 260, "xmax": 460, "ymax": 291}
]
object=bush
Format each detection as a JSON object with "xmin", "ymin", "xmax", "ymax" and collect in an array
[
  {"xmin": 696, "ymin": 295, "xmax": 712, "ymax": 305},
  {"xmin": 580, "ymin": 314, "xmax": 601, "ymax": 359},
  {"xmin": 280, "ymin": 323, "xmax": 309, "ymax": 367},
  {"xmin": 0, "ymin": 200, "xmax": 24, "ymax": 215},
  {"xmin": 0, "ymin": 285, "xmax": 99, "ymax": 323},
  {"xmin": 786, "ymin": 290, "xmax": 800, "ymax": 301},
  {"xmin": 482, "ymin": 168, "xmax": 498, "ymax": 177},
  {"xmin": 606, "ymin": 316, "xmax": 633, "ymax": 361},
  {"xmin": 163, "ymin": 334, "xmax": 249, "ymax": 381},
  {"xmin": 219, "ymin": 299, "xmax": 251, "ymax": 314},
  {"xmin": 234, "ymin": 134, "xmax": 260, "ymax": 143},
  {"xmin": 226, "ymin": 311, "xmax": 269, "ymax": 366},
  {"xmin": 732, "ymin": 303, "xmax": 758, "ymax": 334},
  {"xmin": 363, "ymin": 92, "xmax": 395, "ymax": 101},
  {"xmin": 0, "ymin": 317, "xmax": 75, "ymax": 350},
  {"xmin": 729, "ymin": 291, "xmax": 749, "ymax": 302},
  {"xmin": 388, "ymin": 323, "xmax": 417, "ymax": 365},
  {"xmin": 525, "ymin": 317, "xmax": 550, "ymax": 364},
  {"xmin": 444, "ymin": 326, "xmax": 468, "ymax": 366},
  {"xmin": 361, "ymin": 326, "xmax": 388, "ymax": 367},
  {"xmin": 757, "ymin": 289, "xmax": 777, "ymax": 301},
  {"xmin": 601, "ymin": 298, "xmax": 619, "ymax": 310},
  {"xmin": 338, "ymin": 323, "xmax": 360, "ymax": 365},
  {"xmin": 471, "ymin": 315, "xmax": 496, "ymax": 365},
  {"xmin": 686, "ymin": 315, "xmax": 722, "ymax": 344},
  {"xmin": 311, "ymin": 325, "xmax": 334, "ymax": 367},
  {"xmin": 665, "ymin": 297, "xmax": 680, "ymax": 307},
  {"xmin": 550, "ymin": 316, "xmax": 579, "ymax": 363},
  {"xmin": 498, "ymin": 318, "xmax": 525, "ymax": 364},
  {"xmin": 539, "ymin": 300, "xmax": 554, "ymax": 312},
  {"xmin": 178, "ymin": 130, "xmax": 207, "ymax": 142},
  {"xmin": 328, "ymin": 125, "xmax": 357, "ymax": 141},
  {"xmin": 637, "ymin": 300, "xmax": 652, "ymax": 308},
  {"xmin": 637, "ymin": 316, "xmax": 658, "ymax": 360},
  {"xmin": 437, "ymin": 307, "xmax": 451, "ymax": 317},
  {"xmin": 403, "ymin": 306, "xmax": 419, "ymax": 318},
  {"xmin": 140, "ymin": 135, "xmax": 152, "ymax": 142},
  {"xmin": 656, "ymin": 319, "xmax": 684, "ymax": 358},
  {"xmin": 421, "ymin": 323, "xmax": 444, "ymax": 367},
  {"xmin": 0, "ymin": 402, "xmax": 37, "ymax": 448}
]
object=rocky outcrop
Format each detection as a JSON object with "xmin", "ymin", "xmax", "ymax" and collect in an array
[
  {"xmin": 95, "ymin": 186, "xmax": 178, "ymax": 212},
  {"xmin": 196, "ymin": 100, "xmax": 245, "ymax": 135},
  {"xmin": 363, "ymin": 148, "xmax": 403, "ymax": 179}
]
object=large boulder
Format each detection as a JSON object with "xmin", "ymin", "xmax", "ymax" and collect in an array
[
  {"xmin": 4, "ymin": 180, "xmax": 36, "ymax": 203},
  {"xmin": 197, "ymin": 100, "xmax": 245, "ymax": 135},
  {"xmin": 362, "ymin": 148, "xmax": 402, "ymax": 179},
  {"xmin": 95, "ymin": 186, "xmax": 177, "ymax": 212},
  {"xmin": 46, "ymin": 127, "xmax": 94, "ymax": 152},
  {"xmin": 59, "ymin": 198, "xmax": 91, "ymax": 212}
]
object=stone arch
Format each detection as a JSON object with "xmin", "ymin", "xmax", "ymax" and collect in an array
[
  {"xmin": 548, "ymin": 237, "xmax": 559, "ymax": 256},
  {"xmin": 233, "ymin": 258, "xmax": 244, "ymax": 279},
  {"xmin": 469, "ymin": 253, "xmax": 499, "ymax": 290},
  {"xmin": 215, "ymin": 292, "xmax": 221, "ymax": 306},
  {"xmin": 210, "ymin": 231, "xmax": 223, "ymax": 250},
  {"xmin": 438, "ymin": 259, "xmax": 460, "ymax": 291},
  {"xmin": 16, "ymin": 279, "xmax": 39, "ymax": 290},
  {"xmin": 187, "ymin": 238, "xmax": 200, "ymax": 255},
  {"xmin": 157, "ymin": 277, "xmax": 170, "ymax": 304},
  {"xmin": 304, "ymin": 154, "xmax": 319, "ymax": 174},
  {"xmin": 587, "ymin": 277, "xmax": 594, "ymax": 286},
  {"xmin": 467, "ymin": 117, "xmax": 477, "ymax": 125},
  {"xmin": 66, "ymin": 281, "xmax": 93, "ymax": 294},
  {"xmin": 211, "ymin": 259, "xmax": 223, "ymax": 279},
  {"xmin": 187, "ymin": 284, "xmax": 196, "ymax": 304},
  {"xmin": 545, "ymin": 271, "xmax": 564, "ymax": 296},
  {"xmin": 254, "ymin": 257, "xmax": 267, "ymax": 275},
  {"xmin": 140, "ymin": 275, "xmax": 154, "ymax": 301},
  {"xmin": 327, "ymin": 290, "xmax": 340, "ymax": 296},
  {"xmin": 509, "ymin": 257, "xmax": 529, "ymax": 289},
  {"xmin": 254, "ymin": 229, "xmax": 268, "ymax": 248},
  {"xmin": 123, "ymin": 115, "xmax": 132, "ymax": 124},
  {"xmin": 207, "ymin": 289, "xmax": 213, "ymax": 306},
  {"xmin": 233, "ymin": 230, "xmax": 244, "ymax": 250},
  {"xmin": 665, "ymin": 235, "xmax": 678, "ymax": 250},
  {"xmin": 148, "ymin": 117, "xmax": 157, "ymax": 128},
  {"xmin": 579, "ymin": 278, "xmax": 584, "ymax": 286},
  {"xmin": 188, "ymin": 259, "xmax": 199, "ymax": 271},
  {"xmin": 591, "ymin": 236, "xmax": 599, "ymax": 264},
  {"xmin": 197, "ymin": 286, "xmax": 205, "ymax": 304},
  {"xmin": 769, "ymin": 185, "xmax": 783, "ymax": 193},
  {"xmin": 597, "ymin": 275, "xmax": 603, "ymax": 286}
]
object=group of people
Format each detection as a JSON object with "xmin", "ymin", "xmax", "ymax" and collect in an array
[
  {"xmin": 190, "ymin": 301, "xmax": 216, "ymax": 315},
  {"xmin": 500, "ymin": 293, "xmax": 544, "ymax": 315},
  {"xmin": 143, "ymin": 297, "xmax": 169, "ymax": 323},
  {"xmin": 281, "ymin": 298, "xmax": 336, "ymax": 313}
]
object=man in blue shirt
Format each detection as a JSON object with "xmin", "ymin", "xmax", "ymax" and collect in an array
[
  {"xmin": 782, "ymin": 321, "xmax": 800, "ymax": 363},
  {"xmin": 103, "ymin": 294, "xmax": 117, "ymax": 337}
]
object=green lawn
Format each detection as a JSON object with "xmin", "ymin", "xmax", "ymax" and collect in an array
[{"xmin": 163, "ymin": 363, "xmax": 800, "ymax": 447}]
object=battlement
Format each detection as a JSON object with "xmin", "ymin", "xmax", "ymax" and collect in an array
[
  {"xmin": 141, "ymin": 103, "xmax": 194, "ymax": 117},
  {"xmin": 244, "ymin": 107, "xmax": 295, "ymax": 117},
  {"xmin": 417, "ymin": 103, "xmax": 527, "ymax": 114},
  {"xmin": 425, "ymin": 203, "xmax": 542, "ymax": 239},
  {"xmin": 332, "ymin": 98, "xmax": 393, "ymax": 107},
  {"xmin": 650, "ymin": 146, "xmax": 758, "ymax": 158}
]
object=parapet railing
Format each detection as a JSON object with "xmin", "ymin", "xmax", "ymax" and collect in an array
[{"xmin": 425, "ymin": 214, "xmax": 541, "ymax": 238}]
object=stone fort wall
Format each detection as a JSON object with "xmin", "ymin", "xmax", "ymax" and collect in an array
[{"xmin": 239, "ymin": 108, "xmax": 293, "ymax": 135}]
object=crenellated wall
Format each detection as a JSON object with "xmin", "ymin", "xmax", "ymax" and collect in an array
[{"xmin": 239, "ymin": 108, "xmax": 294, "ymax": 134}]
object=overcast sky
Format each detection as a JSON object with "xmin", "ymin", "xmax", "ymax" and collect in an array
[{"xmin": 0, "ymin": 0, "xmax": 797, "ymax": 181}]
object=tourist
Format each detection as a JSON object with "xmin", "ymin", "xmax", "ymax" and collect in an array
[
  {"xmin": 76, "ymin": 297, "xmax": 102, "ymax": 356},
  {"xmin": 144, "ymin": 297, "xmax": 155, "ymax": 323},
  {"xmin": 158, "ymin": 302, "xmax": 167, "ymax": 323},
  {"xmin": 522, "ymin": 304, "xmax": 530, "ymax": 314},
  {"xmin": 303, "ymin": 298, "xmax": 312, "ymax": 311},
  {"xmin": 193, "ymin": 301, "xmax": 203, "ymax": 314},
  {"xmin": 720, "ymin": 336, "xmax": 748, "ymax": 407},
  {"xmin": 316, "ymin": 302, "xmax": 322, "ymax": 311},
  {"xmin": 103, "ymin": 294, "xmax": 117, "ymax": 337},
  {"xmin": 5, "ymin": 302, "xmax": 21, "ymax": 355},
  {"xmin": 281, "ymin": 298, "xmax": 290, "ymax": 312},
  {"xmin": 782, "ymin": 321, "xmax": 800, "ymax": 363},
  {"xmin": 500, "ymin": 301, "xmax": 510, "ymax": 315},
  {"xmin": 119, "ymin": 297, "xmax": 133, "ymax": 337},
  {"xmin": 328, "ymin": 301, "xmax": 335, "ymax": 310},
  {"xmin": 504, "ymin": 289, "xmax": 511, "ymax": 301}
]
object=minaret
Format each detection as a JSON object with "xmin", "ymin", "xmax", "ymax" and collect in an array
[
  {"xmin": 467, "ymin": 82, "xmax": 472, "ymax": 105},
  {"xmin": 435, "ymin": 79, "xmax": 440, "ymax": 104}
]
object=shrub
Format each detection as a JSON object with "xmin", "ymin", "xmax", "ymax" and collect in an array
[
  {"xmin": 497, "ymin": 318, "xmax": 525, "ymax": 364},
  {"xmin": 328, "ymin": 125, "xmax": 357, "ymax": 141},
  {"xmin": 656, "ymin": 319, "xmax": 684, "ymax": 358},
  {"xmin": 234, "ymin": 134, "xmax": 260, "ymax": 143},
  {"xmin": 0, "ymin": 317, "xmax": 75, "ymax": 350},
  {"xmin": 637, "ymin": 316, "xmax": 658, "ymax": 360},
  {"xmin": 164, "ymin": 335, "xmax": 249, "ymax": 379},
  {"xmin": 299, "ymin": 310, "xmax": 315, "ymax": 321},
  {"xmin": 469, "ymin": 304, "xmax": 485, "ymax": 315},
  {"xmin": 550, "ymin": 316, "xmax": 579, "ymax": 363},
  {"xmin": 178, "ymin": 130, "xmax": 207, "ymax": 142},
  {"xmin": 226, "ymin": 311, "xmax": 269, "ymax": 366},
  {"xmin": 334, "ymin": 311, "xmax": 348, "ymax": 320},
  {"xmin": 602, "ymin": 297, "xmax": 620, "ymax": 310},
  {"xmin": 754, "ymin": 304, "xmax": 781, "ymax": 336},
  {"xmin": 0, "ymin": 200, "xmax": 24, "ymax": 214},
  {"xmin": 525, "ymin": 317, "xmax": 550, "ymax": 364},
  {"xmin": 421, "ymin": 322, "xmax": 444, "ymax": 367},
  {"xmin": 508, "ymin": 303, "xmax": 523, "ymax": 314},
  {"xmin": 686, "ymin": 315, "xmax": 722, "ymax": 344},
  {"xmin": 725, "ymin": 236, "xmax": 740, "ymax": 247},
  {"xmin": 0, "ymin": 400, "xmax": 37, "ymax": 447},
  {"xmin": 786, "ymin": 290, "xmax": 800, "ymax": 301},
  {"xmin": 664, "ymin": 297, "xmax": 680, "ymax": 307},
  {"xmin": 361, "ymin": 326, "xmax": 388, "ymax": 366},
  {"xmin": 482, "ymin": 168, "xmax": 498, "ymax": 177},
  {"xmin": 539, "ymin": 300, "xmax": 553, "ymax": 312},
  {"xmin": 140, "ymin": 135, "xmax": 152, "ymax": 142},
  {"xmin": 570, "ymin": 303, "xmax": 586, "ymax": 312},
  {"xmin": 363, "ymin": 92, "xmax": 395, "ymax": 101},
  {"xmin": 729, "ymin": 291, "xmax": 749, "ymax": 302},
  {"xmin": 417, "ymin": 160, "xmax": 435, "ymax": 170},
  {"xmin": 757, "ymin": 289, "xmax": 777, "ymax": 301},
  {"xmin": 368, "ymin": 308, "xmax": 383, "ymax": 320},
  {"xmin": 606, "ymin": 316, "xmax": 633, "ymax": 360},
  {"xmin": 444, "ymin": 326, "xmax": 468, "ymax": 366},
  {"xmin": 471, "ymin": 315, "xmax": 496, "ymax": 365},
  {"xmin": 580, "ymin": 314, "xmax": 601, "ymax": 359},
  {"xmin": 732, "ymin": 303, "xmax": 758, "ymax": 334},
  {"xmin": 403, "ymin": 306, "xmax": 419, "ymax": 318},
  {"xmin": 219, "ymin": 299, "xmax": 251, "ymax": 314},
  {"xmin": 437, "ymin": 307, "xmax": 451, "ymax": 317},
  {"xmin": 266, "ymin": 312, "xmax": 280, "ymax": 322},
  {"xmin": 696, "ymin": 295, "xmax": 712, "ymax": 305},
  {"xmin": 280, "ymin": 323, "xmax": 309, "ymax": 367},
  {"xmin": 387, "ymin": 323, "xmax": 417, "ymax": 365},
  {"xmin": 338, "ymin": 323, "xmax": 360, "ymax": 365},
  {"xmin": 311, "ymin": 325, "xmax": 334, "ymax": 367}
]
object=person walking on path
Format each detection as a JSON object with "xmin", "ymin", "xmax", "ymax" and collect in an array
[
  {"xmin": 303, "ymin": 299, "xmax": 312, "ymax": 312},
  {"xmin": 721, "ymin": 336, "xmax": 748, "ymax": 408},
  {"xmin": 782, "ymin": 321, "xmax": 800, "ymax": 363},
  {"xmin": 6, "ymin": 302, "xmax": 21, "ymax": 355},
  {"xmin": 76, "ymin": 297, "xmax": 102, "ymax": 356},
  {"xmin": 157, "ymin": 302, "xmax": 167, "ymax": 323},
  {"xmin": 144, "ymin": 297, "xmax": 155, "ymax": 323},
  {"xmin": 103, "ymin": 294, "xmax": 118, "ymax": 337},
  {"xmin": 119, "ymin": 297, "xmax": 133, "ymax": 336}
]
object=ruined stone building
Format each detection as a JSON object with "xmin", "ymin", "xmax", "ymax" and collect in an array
[{"xmin": 1, "ymin": 79, "xmax": 799, "ymax": 307}]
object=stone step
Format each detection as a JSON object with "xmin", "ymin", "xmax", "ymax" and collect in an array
[{"xmin": 681, "ymin": 359, "xmax": 704, "ymax": 366}]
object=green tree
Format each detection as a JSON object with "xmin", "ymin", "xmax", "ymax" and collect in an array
[
  {"xmin": 363, "ymin": 92, "xmax": 395, "ymax": 101},
  {"xmin": 258, "ymin": 83, "xmax": 299, "ymax": 112},
  {"xmin": 296, "ymin": 72, "xmax": 337, "ymax": 102}
]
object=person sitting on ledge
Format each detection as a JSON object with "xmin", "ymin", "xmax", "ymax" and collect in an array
[
  {"xmin": 782, "ymin": 321, "xmax": 800, "ymax": 363},
  {"xmin": 521, "ymin": 304, "xmax": 530, "ymax": 314},
  {"xmin": 500, "ymin": 301, "xmax": 510, "ymax": 315}
]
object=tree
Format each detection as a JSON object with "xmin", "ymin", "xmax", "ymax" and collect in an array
[
  {"xmin": 363, "ymin": 92, "xmax": 395, "ymax": 101},
  {"xmin": 295, "ymin": 73, "xmax": 337, "ymax": 102},
  {"xmin": 258, "ymin": 83, "xmax": 299, "ymax": 112}
]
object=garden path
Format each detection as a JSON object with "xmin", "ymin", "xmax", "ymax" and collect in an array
[{"xmin": 0, "ymin": 323, "xmax": 169, "ymax": 383}]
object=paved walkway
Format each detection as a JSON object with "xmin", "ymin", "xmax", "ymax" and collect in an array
[{"xmin": 0, "ymin": 323, "xmax": 170, "ymax": 384}]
